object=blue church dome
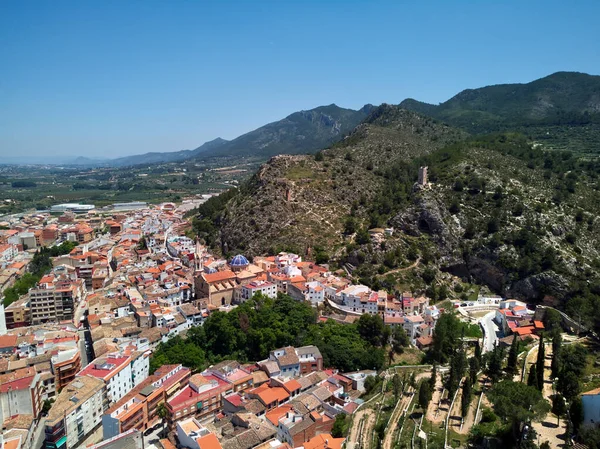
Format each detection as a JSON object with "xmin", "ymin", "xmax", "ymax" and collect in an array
[
  {"xmin": 230, "ymin": 254, "xmax": 249, "ymax": 267},
  {"xmin": 205, "ymin": 267, "xmax": 217, "ymax": 274}
]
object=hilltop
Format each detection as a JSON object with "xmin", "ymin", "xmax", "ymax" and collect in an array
[
  {"xmin": 401, "ymin": 71, "xmax": 600, "ymax": 154},
  {"xmin": 194, "ymin": 105, "xmax": 466, "ymax": 256}
]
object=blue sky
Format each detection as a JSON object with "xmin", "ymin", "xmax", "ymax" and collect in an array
[{"xmin": 1, "ymin": 1, "xmax": 599, "ymax": 161}]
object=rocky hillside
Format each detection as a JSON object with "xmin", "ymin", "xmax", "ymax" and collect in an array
[
  {"xmin": 193, "ymin": 103, "xmax": 600, "ymax": 327},
  {"xmin": 201, "ymin": 105, "xmax": 465, "ymax": 256}
]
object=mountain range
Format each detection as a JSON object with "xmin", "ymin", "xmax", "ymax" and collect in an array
[
  {"xmin": 189, "ymin": 71, "xmax": 600, "ymax": 332},
  {"xmin": 65, "ymin": 71, "xmax": 600, "ymax": 167},
  {"xmin": 69, "ymin": 104, "xmax": 374, "ymax": 167}
]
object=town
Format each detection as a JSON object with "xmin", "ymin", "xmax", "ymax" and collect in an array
[{"xmin": 0, "ymin": 200, "xmax": 596, "ymax": 449}]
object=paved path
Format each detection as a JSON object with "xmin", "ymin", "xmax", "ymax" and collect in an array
[{"xmin": 480, "ymin": 311, "xmax": 500, "ymax": 353}]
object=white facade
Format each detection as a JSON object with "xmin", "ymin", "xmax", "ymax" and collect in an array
[
  {"xmin": 241, "ymin": 281, "xmax": 277, "ymax": 301},
  {"xmin": 337, "ymin": 285, "xmax": 378, "ymax": 315},
  {"xmin": 63, "ymin": 380, "xmax": 104, "ymax": 448},
  {"xmin": 305, "ymin": 281, "xmax": 325, "ymax": 305},
  {"xmin": 131, "ymin": 352, "xmax": 150, "ymax": 388}
]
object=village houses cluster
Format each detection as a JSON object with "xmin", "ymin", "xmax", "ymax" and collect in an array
[{"xmin": 0, "ymin": 199, "xmax": 440, "ymax": 449}]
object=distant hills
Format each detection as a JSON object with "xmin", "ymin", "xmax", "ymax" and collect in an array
[
  {"xmin": 105, "ymin": 138, "xmax": 230, "ymax": 167},
  {"xmin": 58, "ymin": 72, "xmax": 600, "ymax": 167},
  {"xmin": 70, "ymin": 104, "xmax": 375, "ymax": 167}
]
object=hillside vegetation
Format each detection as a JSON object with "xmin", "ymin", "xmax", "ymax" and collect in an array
[
  {"xmin": 190, "ymin": 73, "xmax": 600, "ymax": 333},
  {"xmin": 401, "ymin": 71, "xmax": 600, "ymax": 154}
]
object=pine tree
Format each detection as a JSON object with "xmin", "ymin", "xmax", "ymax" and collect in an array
[
  {"xmin": 418, "ymin": 380, "xmax": 432, "ymax": 411},
  {"xmin": 506, "ymin": 335, "xmax": 519, "ymax": 376},
  {"xmin": 551, "ymin": 332, "xmax": 562, "ymax": 379},
  {"xmin": 536, "ymin": 336, "xmax": 545, "ymax": 390},
  {"xmin": 461, "ymin": 377, "xmax": 472, "ymax": 418},
  {"xmin": 469, "ymin": 356, "xmax": 480, "ymax": 385},
  {"xmin": 527, "ymin": 364, "xmax": 538, "ymax": 387},
  {"xmin": 474, "ymin": 340, "xmax": 482, "ymax": 362},
  {"xmin": 429, "ymin": 364, "xmax": 437, "ymax": 392}
]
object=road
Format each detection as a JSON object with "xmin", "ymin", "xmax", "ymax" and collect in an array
[{"xmin": 480, "ymin": 311, "xmax": 500, "ymax": 353}]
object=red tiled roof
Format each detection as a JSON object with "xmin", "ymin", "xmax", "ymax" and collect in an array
[
  {"xmin": 203, "ymin": 270, "xmax": 236, "ymax": 283},
  {"xmin": 0, "ymin": 334, "xmax": 18, "ymax": 348},
  {"xmin": 513, "ymin": 326, "xmax": 534, "ymax": 336}
]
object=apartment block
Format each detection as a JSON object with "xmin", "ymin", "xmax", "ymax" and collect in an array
[
  {"xmin": 102, "ymin": 364, "xmax": 191, "ymax": 439},
  {"xmin": 44, "ymin": 376, "xmax": 105, "ymax": 449}
]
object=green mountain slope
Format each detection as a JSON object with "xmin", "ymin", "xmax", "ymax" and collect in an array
[
  {"xmin": 202, "ymin": 104, "xmax": 376, "ymax": 159},
  {"xmin": 400, "ymin": 71, "xmax": 600, "ymax": 153},
  {"xmin": 194, "ymin": 105, "xmax": 465, "ymax": 256},
  {"xmin": 191, "ymin": 101, "xmax": 600, "ymax": 332}
]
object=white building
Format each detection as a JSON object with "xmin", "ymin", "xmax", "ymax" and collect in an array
[
  {"xmin": 78, "ymin": 352, "xmax": 149, "ymax": 404},
  {"xmin": 336, "ymin": 285, "xmax": 378, "ymax": 315},
  {"xmin": 305, "ymin": 281, "xmax": 325, "ymax": 306},
  {"xmin": 176, "ymin": 418, "xmax": 220, "ymax": 449},
  {"xmin": 44, "ymin": 376, "xmax": 105, "ymax": 449},
  {"xmin": 241, "ymin": 280, "xmax": 277, "ymax": 301}
]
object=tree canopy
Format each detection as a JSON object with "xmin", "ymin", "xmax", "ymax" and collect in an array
[{"xmin": 150, "ymin": 293, "xmax": 388, "ymax": 373}]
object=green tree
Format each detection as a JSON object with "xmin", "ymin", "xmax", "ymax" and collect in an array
[
  {"xmin": 331, "ymin": 414, "xmax": 348, "ymax": 438},
  {"xmin": 431, "ymin": 313, "xmax": 464, "ymax": 363},
  {"xmin": 487, "ymin": 345, "xmax": 504, "ymax": 384},
  {"xmin": 357, "ymin": 314, "xmax": 387, "ymax": 347},
  {"xmin": 461, "ymin": 377, "xmax": 472, "ymax": 418},
  {"xmin": 557, "ymin": 371, "xmax": 580, "ymax": 402},
  {"xmin": 391, "ymin": 325, "xmax": 409, "ymax": 358},
  {"xmin": 570, "ymin": 397, "xmax": 584, "ymax": 433},
  {"xmin": 551, "ymin": 394, "xmax": 567, "ymax": 426},
  {"xmin": 429, "ymin": 364, "xmax": 437, "ymax": 392},
  {"xmin": 469, "ymin": 356, "xmax": 480, "ymax": 386},
  {"xmin": 527, "ymin": 364, "xmax": 538, "ymax": 388},
  {"xmin": 474, "ymin": 340, "xmax": 482, "ymax": 363},
  {"xmin": 535, "ymin": 336, "xmax": 545, "ymax": 391},
  {"xmin": 418, "ymin": 379, "xmax": 432, "ymax": 411},
  {"xmin": 393, "ymin": 374, "xmax": 402, "ymax": 401},
  {"xmin": 488, "ymin": 380, "xmax": 550, "ymax": 437},
  {"xmin": 157, "ymin": 402, "xmax": 168, "ymax": 436},
  {"xmin": 543, "ymin": 309, "xmax": 562, "ymax": 332},
  {"xmin": 505, "ymin": 335, "xmax": 519, "ymax": 376},
  {"xmin": 551, "ymin": 332, "xmax": 562, "ymax": 379}
]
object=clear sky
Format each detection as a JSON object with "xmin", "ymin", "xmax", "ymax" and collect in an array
[{"xmin": 1, "ymin": 0, "xmax": 599, "ymax": 162}]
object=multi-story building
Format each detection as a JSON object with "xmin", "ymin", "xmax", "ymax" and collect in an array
[
  {"xmin": 3, "ymin": 296, "xmax": 30, "ymax": 329},
  {"xmin": 206, "ymin": 360, "xmax": 253, "ymax": 393},
  {"xmin": 28, "ymin": 275, "xmax": 85, "ymax": 325},
  {"xmin": 166, "ymin": 373, "xmax": 230, "ymax": 426},
  {"xmin": 0, "ymin": 367, "xmax": 43, "ymax": 426},
  {"xmin": 195, "ymin": 270, "xmax": 238, "ymax": 307},
  {"xmin": 102, "ymin": 364, "xmax": 191, "ymax": 439},
  {"xmin": 296, "ymin": 346, "xmax": 323, "ymax": 375},
  {"xmin": 51, "ymin": 348, "xmax": 81, "ymax": 391},
  {"xmin": 44, "ymin": 375, "xmax": 105, "ymax": 449},
  {"xmin": 240, "ymin": 280, "xmax": 277, "ymax": 302},
  {"xmin": 78, "ymin": 352, "xmax": 149, "ymax": 404},
  {"xmin": 337, "ymin": 285, "xmax": 378, "ymax": 315}
]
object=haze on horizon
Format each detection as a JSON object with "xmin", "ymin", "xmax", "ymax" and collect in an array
[{"xmin": 1, "ymin": 0, "xmax": 599, "ymax": 163}]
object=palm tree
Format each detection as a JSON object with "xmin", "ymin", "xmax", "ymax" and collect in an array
[{"xmin": 157, "ymin": 402, "xmax": 168, "ymax": 437}]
